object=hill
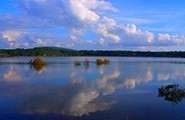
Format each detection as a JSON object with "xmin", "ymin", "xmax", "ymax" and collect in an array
[{"xmin": 0, "ymin": 47, "xmax": 79, "ymax": 57}]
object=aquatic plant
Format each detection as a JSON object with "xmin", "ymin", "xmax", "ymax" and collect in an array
[
  {"xmin": 84, "ymin": 59, "xmax": 90, "ymax": 69},
  {"xmin": 30, "ymin": 57, "xmax": 47, "ymax": 72},
  {"xmin": 85, "ymin": 58, "xmax": 90, "ymax": 65},
  {"xmin": 74, "ymin": 61, "xmax": 81, "ymax": 66},
  {"xmin": 0, "ymin": 62, "xmax": 2, "ymax": 65},
  {"xmin": 158, "ymin": 84, "xmax": 185, "ymax": 104},
  {"xmin": 30, "ymin": 57, "xmax": 47, "ymax": 66},
  {"xmin": 96, "ymin": 59, "xmax": 110, "ymax": 66}
]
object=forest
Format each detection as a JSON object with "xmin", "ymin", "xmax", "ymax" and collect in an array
[{"xmin": 0, "ymin": 47, "xmax": 185, "ymax": 58}]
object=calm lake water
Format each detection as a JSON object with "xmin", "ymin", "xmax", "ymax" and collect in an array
[{"xmin": 0, "ymin": 57, "xmax": 185, "ymax": 120}]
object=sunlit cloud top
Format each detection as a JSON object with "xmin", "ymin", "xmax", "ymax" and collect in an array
[{"xmin": 0, "ymin": 0, "xmax": 185, "ymax": 51}]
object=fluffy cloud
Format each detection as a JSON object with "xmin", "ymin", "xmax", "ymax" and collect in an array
[
  {"xmin": 0, "ymin": 0, "xmax": 185, "ymax": 49},
  {"xmin": 68, "ymin": 0, "xmax": 100, "ymax": 22},
  {"xmin": 99, "ymin": 38, "xmax": 105, "ymax": 45},
  {"xmin": 0, "ymin": 34, "xmax": 10, "ymax": 48},
  {"xmin": 67, "ymin": 0, "xmax": 117, "ymax": 23},
  {"xmin": 2, "ymin": 31, "xmax": 21, "ymax": 42},
  {"xmin": 158, "ymin": 33, "xmax": 171, "ymax": 41},
  {"xmin": 0, "ymin": 31, "xmax": 69, "ymax": 48},
  {"xmin": 96, "ymin": 17, "xmax": 120, "ymax": 43},
  {"xmin": 117, "ymin": 24, "xmax": 155, "ymax": 45},
  {"xmin": 155, "ymin": 33, "xmax": 185, "ymax": 46},
  {"xmin": 69, "ymin": 35, "xmax": 78, "ymax": 41},
  {"xmin": 0, "ymin": 0, "xmax": 119, "ymax": 48}
]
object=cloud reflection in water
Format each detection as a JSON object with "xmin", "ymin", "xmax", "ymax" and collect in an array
[{"xmin": 0, "ymin": 59, "xmax": 185, "ymax": 117}]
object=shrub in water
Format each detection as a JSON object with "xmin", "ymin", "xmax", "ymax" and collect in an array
[
  {"xmin": 158, "ymin": 84, "xmax": 185, "ymax": 104},
  {"xmin": 104, "ymin": 59, "xmax": 110, "ymax": 64},
  {"xmin": 96, "ymin": 59, "xmax": 110, "ymax": 65},
  {"xmin": 74, "ymin": 61, "xmax": 81, "ymax": 66},
  {"xmin": 30, "ymin": 57, "xmax": 47, "ymax": 72},
  {"xmin": 30, "ymin": 57, "xmax": 47, "ymax": 65}
]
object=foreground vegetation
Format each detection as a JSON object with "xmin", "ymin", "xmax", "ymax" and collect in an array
[
  {"xmin": 158, "ymin": 84, "xmax": 185, "ymax": 104},
  {"xmin": 0, "ymin": 47, "xmax": 185, "ymax": 58}
]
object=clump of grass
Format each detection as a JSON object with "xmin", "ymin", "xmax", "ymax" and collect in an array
[
  {"xmin": 74, "ymin": 61, "xmax": 81, "ymax": 66},
  {"xmin": 96, "ymin": 59, "xmax": 110, "ymax": 66},
  {"xmin": 30, "ymin": 57, "xmax": 47, "ymax": 66}
]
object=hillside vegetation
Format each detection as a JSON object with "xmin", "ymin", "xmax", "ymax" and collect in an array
[{"xmin": 0, "ymin": 47, "xmax": 185, "ymax": 58}]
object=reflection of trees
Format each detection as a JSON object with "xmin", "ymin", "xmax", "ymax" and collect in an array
[{"xmin": 158, "ymin": 84, "xmax": 185, "ymax": 104}]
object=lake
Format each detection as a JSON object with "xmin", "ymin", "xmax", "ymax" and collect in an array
[{"xmin": 0, "ymin": 57, "xmax": 185, "ymax": 120}]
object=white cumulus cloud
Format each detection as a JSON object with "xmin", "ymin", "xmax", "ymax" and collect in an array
[{"xmin": 0, "ymin": 0, "xmax": 185, "ymax": 49}]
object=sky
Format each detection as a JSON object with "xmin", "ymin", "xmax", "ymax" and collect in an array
[{"xmin": 0, "ymin": 0, "xmax": 185, "ymax": 51}]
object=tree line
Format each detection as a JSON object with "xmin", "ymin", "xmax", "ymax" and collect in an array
[{"xmin": 0, "ymin": 47, "xmax": 185, "ymax": 58}]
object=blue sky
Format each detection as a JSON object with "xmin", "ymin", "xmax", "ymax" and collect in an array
[{"xmin": 0, "ymin": 0, "xmax": 185, "ymax": 51}]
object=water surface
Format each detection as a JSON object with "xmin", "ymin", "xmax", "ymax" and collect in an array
[{"xmin": 0, "ymin": 57, "xmax": 185, "ymax": 120}]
